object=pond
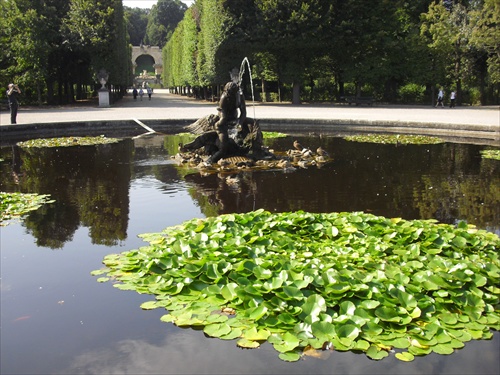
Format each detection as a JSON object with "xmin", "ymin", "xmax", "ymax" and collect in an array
[{"xmin": 1, "ymin": 133, "xmax": 499, "ymax": 375}]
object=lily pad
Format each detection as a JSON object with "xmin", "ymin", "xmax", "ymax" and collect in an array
[{"xmin": 93, "ymin": 210, "xmax": 500, "ymax": 362}]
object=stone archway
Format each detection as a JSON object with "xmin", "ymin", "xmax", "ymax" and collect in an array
[{"xmin": 131, "ymin": 45, "xmax": 163, "ymax": 80}]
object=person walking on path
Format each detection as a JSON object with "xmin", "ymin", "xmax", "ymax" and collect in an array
[
  {"xmin": 132, "ymin": 88, "xmax": 138, "ymax": 100},
  {"xmin": 436, "ymin": 88, "xmax": 444, "ymax": 108},
  {"xmin": 147, "ymin": 86, "xmax": 153, "ymax": 100},
  {"xmin": 6, "ymin": 83, "xmax": 21, "ymax": 124},
  {"xmin": 449, "ymin": 91, "xmax": 456, "ymax": 108},
  {"xmin": 139, "ymin": 88, "xmax": 144, "ymax": 101}
]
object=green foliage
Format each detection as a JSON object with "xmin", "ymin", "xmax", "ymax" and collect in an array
[
  {"xmin": 470, "ymin": 0, "xmax": 500, "ymax": 85},
  {"xmin": 16, "ymin": 136, "xmax": 121, "ymax": 148},
  {"xmin": 124, "ymin": 7, "xmax": 149, "ymax": 45},
  {"xmin": 0, "ymin": 192, "xmax": 55, "ymax": 226},
  {"xmin": 344, "ymin": 134, "xmax": 444, "ymax": 145},
  {"xmin": 94, "ymin": 210, "xmax": 500, "ymax": 362},
  {"xmin": 480, "ymin": 149, "xmax": 500, "ymax": 161},
  {"xmin": 145, "ymin": 0, "xmax": 187, "ymax": 47},
  {"xmin": 398, "ymin": 83, "xmax": 427, "ymax": 104}
]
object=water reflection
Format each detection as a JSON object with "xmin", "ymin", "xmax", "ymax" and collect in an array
[
  {"xmin": 57, "ymin": 326, "xmax": 499, "ymax": 375},
  {"xmin": 0, "ymin": 135, "xmax": 498, "ymax": 245},
  {"xmin": 1, "ymin": 141, "xmax": 133, "ymax": 247},
  {"xmin": 0, "ymin": 134, "xmax": 499, "ymax": 375}
]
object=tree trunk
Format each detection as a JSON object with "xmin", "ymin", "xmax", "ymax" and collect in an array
[
  {"xmin": 261, "ymin": 78, "xmax": 267, "ymax": 103},
  {"xmin": 292, "ymin": 81, "xmax": 300, "ymax": 104}
]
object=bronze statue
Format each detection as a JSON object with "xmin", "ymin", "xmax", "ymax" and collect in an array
[{"xmin": 181, "ymin": 81, "xmax": 264, "ymax": 164}]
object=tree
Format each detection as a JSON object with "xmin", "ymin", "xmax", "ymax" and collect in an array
[
  {"xmin": 470, "ymin": 0, "xmax": 500, "ymax": 87},
  {"xmin": 124, "ymin": 6, "xmax": 150, "ymax": 46},
  {"xmin": 64, "ymin": 0, "xmax": 130, "ymax": 90},
  {"xmin": 145, "ymin": 0, "xmax": 187, "ymax": 47},
  {"xmin": 254, "ymin": 0, "xmax": 332, "ymax": 104}
]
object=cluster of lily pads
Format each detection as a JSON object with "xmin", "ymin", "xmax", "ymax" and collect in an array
[
  {"xmin": 93, "ymin": 210, "xmax": 499, "ymax": 362},
  {"xmin": 17, "ymin": 135, "xmax": 120, "ymax": 148},
  {"xmin": 0, "ymin": 192, "xmax": 54, "ymax": 226},
  {"xmin": 480, "ymin": 149, "xmax": 500, "ymax": 161},
  {"xmin": 344, "ymin": 134, "xmax": 444, "ymax": 145}
]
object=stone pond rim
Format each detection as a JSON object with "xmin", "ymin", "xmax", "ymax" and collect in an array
[{"xmin": 1, "ymin": 117, "xmax": 498, "ymax": 146}]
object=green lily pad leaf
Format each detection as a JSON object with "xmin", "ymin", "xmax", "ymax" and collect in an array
[
  {"xmin": 339, "ymin": 300, "xmax": 356, "ymax": 316},
  {"xmin": 242, "ymin": 326, "xmax": 271, "ymax": 341},
  {"xmin": 219, "ymin": 328, "xmax": 243, "ymax": 340},
  {"xmin": 206, "ymin": 314, "xmax": 228, "ymax": 324},
  {"xmin": 278, "ymin": 351, "xmax": 301, "ymax": 362},
  {"xmin": 432, "ymin": 344, "xmax": 455, "ymax": 355},
  {"xmin": 203, "ymin": 323, "xmax": 232, "ymax": 338},
  {"xmin": 273, "ymin": 332, "xmax": 301, "ymax": 353},
  {"xmin": 362, "ymin": 321, "xmax": 383, "ymax": 336},
  {"xmin": 97, "ymin": 277, "xmax": 110, "ymax": 283},
  {"xmin": 160, "ymin": 314, "xmax": 174, "ymax": 323},
  {"xmin": 358, "ymin": 300, "xmax": 380, "ymax": 310},
  {"xmin": 397, "ymin": 291, "xmax": 418, "ymax": 310},
  {"xmin": 451, "ymin": 235, "xmax": 467, "ymax": 249},
  {"xmin": 336, "ymin": 324, "xmax": 360, "ymax": 343},
  {"xmin": 311, "ymin": 321, "xmax": 336, "ymax": 340},
  {"xmin": 366, "ymin": 345, "xmax": 389, "ymax": 360},
  {"xmin": 237, "ymin": 338, "xmax": 261, "ymax": 349},
  {"xmin": 91, "ymin": 269, "xmax": 108, "ymax": 276},
  {"xmin": 247, "ymin": 305, "xmax": 268, "ymax": 321},
  {"xmin": 396, "ymin": 352, "xmax": 415, "ymax": 362},
  {"xmin": 375, "ymin": 306, "xmax": 401, "ymax": 322},
  {"xmin": 140, "ymin": 301, "xmax": 160, "ymax": 310},
  {"xmin": 283, "ymin": 286, "xmax": 303, "ymax": 299},
  {"xmin": 354, "ymin": 339, "xmax": 371, "ymax": 351},
  {"xmin": 302, "ymin": 295, "xmax": 327, "ymax": 317}
]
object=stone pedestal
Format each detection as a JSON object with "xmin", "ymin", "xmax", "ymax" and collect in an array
[{"xmin": 98, "ymin": 89, "xmax": 110, "ymax": 107}]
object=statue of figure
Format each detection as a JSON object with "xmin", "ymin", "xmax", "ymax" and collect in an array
[{"xmin": 182, "ymin": 81, "xmax": 264, "ymax": 164}]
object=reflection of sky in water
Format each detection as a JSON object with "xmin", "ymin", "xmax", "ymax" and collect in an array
[{"xmin": 57, "ymin": 329, "xmax": 499, "ymax": 375}]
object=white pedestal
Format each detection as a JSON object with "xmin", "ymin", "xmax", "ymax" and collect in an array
[{"xmin": 98, "ymin": 89, "xmax": 110, "ymax": 107}]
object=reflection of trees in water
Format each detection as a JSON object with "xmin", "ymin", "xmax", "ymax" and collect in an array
[
  {"xmin": 413, "ymin": 144, "xmax": 499, "ymax": 230},
  {"xmin": 184, "ymin": 172, "xmax": 258, "ymax": 216},
  {"xmin": 1, "ymin": 135, "xmax": 496, "ymax": 247},
  {"xmin": 181, "ymin": 138, "xmax": 499, "ymax": 233},
  {"xmin": 0, "ymin": 141, "xmax": 133, "ymax": 249}
]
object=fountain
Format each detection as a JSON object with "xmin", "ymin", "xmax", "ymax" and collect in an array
[{"xmin": 177, "ymin": 58, "xmax": 329, "ymax": 170}]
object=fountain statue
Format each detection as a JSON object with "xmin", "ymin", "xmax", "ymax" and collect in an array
[
  {"xmin": 177, "ymin": 58, "xmax": 331, "ymax": 171},
  {"xmin": 180, "ymin": 80, "xmax": 266, "ymax": 165}
]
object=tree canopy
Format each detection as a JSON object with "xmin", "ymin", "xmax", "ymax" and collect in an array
[{"xmin": 1, "ymin": 0, "xmax": 498, "ymax": 105}]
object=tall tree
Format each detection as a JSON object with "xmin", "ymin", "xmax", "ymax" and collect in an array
[
  {"xmin": 145, "ymin": 0, "xmax": 187, "ymax": 47},
  {"xmin": 470, "ymin": 0, "xmax": 500, "ymax": 87},
  {"xmin": 124, "ymin": 6, "xmax": 150, "ymax": 45},
  {"xmin": 64, "ymin": 0, "xmax": 130, "ymax": 90},
  {"xmin": 255, "ymin": 0, "xmax": 332, "ymax": 104}
]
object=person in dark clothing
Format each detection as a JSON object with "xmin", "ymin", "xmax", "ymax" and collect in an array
[{"xmin": 6, "ymin": 83, "xmax": 21, "ymax": 124}]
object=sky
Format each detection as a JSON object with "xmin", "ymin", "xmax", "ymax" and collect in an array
[{"xmin": 123, "ymin": 0, "xmax": 194, "ymax": 8}]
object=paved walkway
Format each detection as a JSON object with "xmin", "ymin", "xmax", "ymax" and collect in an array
[{"xmin": 1, "ymin": 89, "xmax": 499, "ymax": 142}]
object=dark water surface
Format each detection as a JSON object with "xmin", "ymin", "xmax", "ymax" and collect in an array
[{"xmin": 1, "ymin": 134, "xmax": 499, "ymax": 375}]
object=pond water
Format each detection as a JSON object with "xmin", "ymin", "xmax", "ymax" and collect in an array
[{"xmin": 1, "ymin": 133, "xmax": 499, "ymax": 375}]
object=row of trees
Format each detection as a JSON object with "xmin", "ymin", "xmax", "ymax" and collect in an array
[
  {"xmin": 1, "ymin": 0, "xmax": 131, "ymax": 105},
  {"xmin": 1, "ymin": 0, "xmax": 498, "ymax": 105},
  {"xmin": 164, "ymin": 0, "xmax": 499, "ymax": 105}
]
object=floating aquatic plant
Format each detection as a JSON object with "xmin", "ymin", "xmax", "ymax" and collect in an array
[
  {"xmin": 344, "ymin": 134, "xmax": 444, "ymax": 145},
  {"xmin": 17, "ymin": 135, "xmax": 121, "ymax": 148},
  {"xmin": 0, "ymin": 192, "xmax": 54, "ymax": 225},
  {"xmin": 93, "ymin": 210, "xmax": 499, "ymax": 362},
  {"xmin": 262, "ymin": 131, "xmax": 288, "ymax": 139},
  {"xmin": 481, "ymin": 149, "xmax": 500, "ymax": 161}
]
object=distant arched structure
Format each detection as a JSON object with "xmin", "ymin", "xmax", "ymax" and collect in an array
[{"xmin": 131, "ymin": 45, "xmax": 163, "ymax": 86}]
